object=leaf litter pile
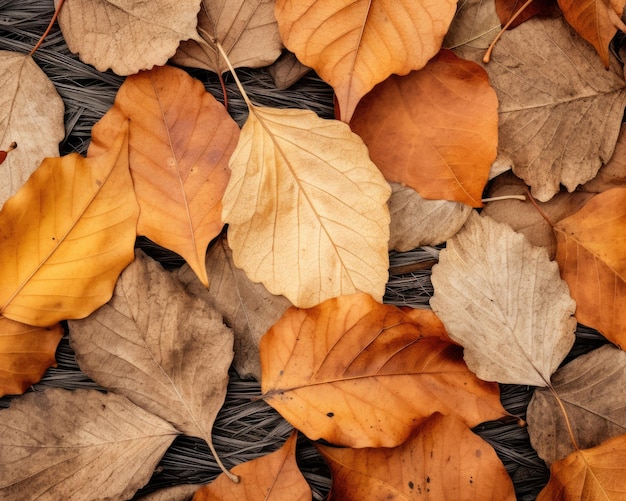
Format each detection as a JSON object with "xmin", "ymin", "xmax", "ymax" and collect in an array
[{"xmin": 2, "ymin": 0, "xmax": 626, "ymax": 499}]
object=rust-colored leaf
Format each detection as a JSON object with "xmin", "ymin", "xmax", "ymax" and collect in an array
[{"xmin": 495, "ymin": 0, "xmax": 561, "ymax": 29}]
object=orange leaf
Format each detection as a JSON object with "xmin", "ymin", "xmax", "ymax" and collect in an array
[
  {"xmin": 350, "ymin": 50, "xmax": 497, "ymax": 207},
  {"xmin": 0, "ymin": 317, "xmax": 63, "ymax": 397},
  {"xmin": 554, "ymin": 187, "xmax": 626, "ymax": 348},
  {"xmin": 260, "ymin": 293, "xmax": 508, "ymax": 448},
  {"xmin": 193, "ymin": 430, "xmax": 311, "ymax": 500},
  {"xmin": 274, "ymin": 0, "xmax": 458, "ymax": 122},
  {"xmin": 89, "ymin": 65, "xmax": 239, "ymax": 286},
  {"xmin": 317, "ymin": 413, "xmax": 515, "ymax": 501}
]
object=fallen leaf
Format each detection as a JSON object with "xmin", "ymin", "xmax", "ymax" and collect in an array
[
  {"xmin": 350, "ymin": 49, "xmax": 498, "ymax": 208},
  {"xmin": 0, "ymin": 51, "xmax": 64, "ymax": 208},
  {"xmin": 138, "ymin": 484, "xmax": 202, "ymax": 501},
  {"xmin": 173, "ymin": 0, "xmax": 283, "ymax": 74},
  {"xmin": 495, "ymin": 0, "xmax": 561, "ymax": 29},
  {"xmin": 454, "ymin": 16, "xmax": 626, "ymax": 202},
  {"xmin": 193, "ymin": 430, "xmax": 311, "ymax": 500},
  {"xmin": 581, "ymin": 123, "xmax": 626, "ymax": 192},
  {"xmin": 0, "ymin": 317, "xmax": 63, "ymax": 397},
  {"xmin": 268, "ymin": 50, "xmax": 311, "ymax": 90},
  {"xmin": 89, "ymin": 65, "xmax": 239, "ymax": 287},
  {"xmin": 444, "ymin": 0, "xmax": 501, "ymax": 50},
  {"xmin": 222, "ymin": 106, "xmax": 391, "ymax": 308},
  {"xmin": 430, "ymin": 212, "xmax": 577, "ymax": 386},
  {"xmin": 55, "ymin": 0, "xmax": 201, "ymax": 75},
  {"xmin": 388, "ymin": 183, "xmax": 472, "ymax": 252},
  {"xmin": 536, "ymin": 434, "xmax": 626, "ymax": 500},
  {"xmin": 554, "ymin": 187, "xmax": 626, "ymax": 348},
  {"xmin": 261, "ymin": 293, "xmax": 508, "ymax": 448},
  {"xmin": 0, "ymin": 388, "xmax": 179, "ymax": 500},
  {"xmin": 0, "ymin": 125, "xmax": 138, "ymax": 326},
  {"xmin": 275, "ymin": 0, "xmax": 458, "ymax": 122},
  {"xmin": 317, "ymin": 413, "xmax": 515, "ymax": 500}
]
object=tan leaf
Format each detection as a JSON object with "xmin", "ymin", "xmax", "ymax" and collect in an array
[
  {"xmin": 172, "ymin": 0, "xmax": 283, "ymax": 74},
  {"xmin": 444, "ymin": 0, "xmax": 501, "ymax": 50},
  {"xmin": 0, "ymin": 388, "xmax": 179, "ymax": 500},
  {"xmin": 430, "ymin": 212, "xmax": 577, "ymax": 386},
  {"xmin": 268, "ymin": 51, "xmax": 311, "ymax": 90},
  {"xmin": 581, "ymin": 123, "xmax": 626, "ymax": 192},
  {"xmin": 137, "ymin": 484, "xmax": 202, "ymax": 501},
  {"xmin": 0, "ymin": 51, "xmax": 64, "ymax": 208},
  {"xmin": 89, "ymin": 65, "xmax": 239, "ymax": 286},
  {"xmin": 0, "ymin": 125, "xmax": 138, "ymax": 326},
  {"xmin": 222, "ymin": 106, "xmax": 390, "ymax": 308},
  {"xmin": 55, "ymin": 0, "xmax": 201, "ymax": 75},
  {"xmin": 275, "ymin": 0, "xmax": 459, "ymax": 122}
]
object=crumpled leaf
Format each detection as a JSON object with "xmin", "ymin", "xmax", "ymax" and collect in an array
[
  {"xmin": 0, "ymin": 125, "xmax": 138, "ymax": 326},
  {"xmin": 275, "ymin": 0, "xmax": 458, "ymax": 122},
  {"xmin": 350, "ymin": 49, "xmax": 498, "ymax": 207},
  {"xmin": 495, "ymin": 0, "xmax": 561, "ymax": 29},
  {"xmin": 581, "ymin": 123, "xmax": 626, "ymax": 192},
  {"xmin": 454, "ymin": 16, "xmax": 626, "ymax": 202},
  {"xmin": 0, "ymin": 388, "xmax": 179, "ymax": 500},
  {"xmin": 317, "ymin": 413, "xmax": 515, "ymax": 500},
  {"xmin": 430, "ymin": 212, "xmax": 577, "ymax": 386},
  {"xmin": 444, "ymin": 0, "xmax": 501, "ymax": 49},
  {"xmin": 222, "ymin": 106, "xmax": 391, "ymax": 308},
  {"xmin": 0, "ymin": 317, "xmax": 63, "ymax": 397},
  {"xmin": 89, "ymin": 65, "xmax": 239, "ymax": 287},
  {"xmin": 172, "ymin": 0, "xmax": 283, "ymax": 74},
  {"xmin": 261, "ymin": 293, "xmax": 508, "ymax": 448},
  {"xmin": 55, "ymin": 0, "xmax": 201, "ymax": 75},
  {"xmin": 193, "ymin": 430, "xmax": 311, "ymax": 500},
  {"xmin": 0, "ymin": 51, "xmax": 64, "ymax": 208}
]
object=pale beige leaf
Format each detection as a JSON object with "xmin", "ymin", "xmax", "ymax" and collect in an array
[
  {"xmin": 137, "ymin": 484, "xmax": 202, "ymax": 501},
  {"xmin": 0, "ymin": 51, "xmax": 64, "ymax": 207},
  {"xmin": 56, "ymin": 0, "xmax": 201, "ymax": 75},
  {"xmin": 444, "ymin": 0, "xmax": 501, "ymax": 50},
  {"xmin": 222, "ymin": 106, "xmax": 391, "ymax": 308},
  {"xmin": 581, "ymin": 123, "xmax": 626, "ymax": 192},
  {"xmin": 430, "ymin": 212, "xmax": 577, "ymax": 386},
  {"xmin": 0, "ymin": 388, "xmax": 178, "ymax": 500}
]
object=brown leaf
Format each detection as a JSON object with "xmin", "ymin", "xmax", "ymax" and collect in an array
[
  {"xmin": 0, "ymin": 318, "xmax": 63, "ymax": 397},
  {"xmin": 0, "ymin": 388, "xmax": 179, "ymax": 500},
  {"xmin": 444, "ymin": 0, "xmax": 501, "ymax": 50},
  {"xmin": 137, "ymin": 484, "xmax": 202, "ymax": 501},
  {"xmin": 495, "ymin": 0, "xmax": 561, "ymax": 29},
  {"xmin": 581, "ymin": 123, "xmax": 626, "ymax": 192},
  {"xmin": 267, "ymin": 51, "xmax": 311, "ymax": 90},
  {"xmin": 89, "ymin": 65, "xmax": 239, "ymax": 286},
  {"xmin": 275, "ymin": 0, "xmax": 458, "ymax": 122},
  {"xmin": 350, "ymin": 50, "xmax": 498, "ymax": 207},
  {"xmin": 0, "ymin": 125, "xmax": 138, "ymax": 326},
  {"xmin": 260, "ymin": 293, "xmax": 508, "ymax": 448},
  {"xmin": 317, "ymin": 413, "xmax": 515, "ymax": 500}
]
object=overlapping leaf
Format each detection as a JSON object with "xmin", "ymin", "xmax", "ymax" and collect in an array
[
  {"xmin": 495, "ymin": 0, "xmax": 561, "ymax": 29},
  {"xmin": 444, "ymin": 0, "xmax": 501, "ymax": 49},
  {"xmin": 582, "ymin": 124, "xmax": 626, "ymax": 192}
]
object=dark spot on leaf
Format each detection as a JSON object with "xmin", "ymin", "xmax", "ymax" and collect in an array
[
  {"xmin": 408, "ymin": 481, "xmax": 414, "ymax": 489},
  {"xmin": 426, "ymin": 476, "xmax": 430, "ymax": 483},
  {"xmin": 475, "ymin": 449, "xmax": 482, "ymax": 458},
  {"xmin": 327, "ymin": 412, "xmax": 334, "ymax": 417}
]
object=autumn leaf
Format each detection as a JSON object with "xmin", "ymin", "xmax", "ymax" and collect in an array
[
  {"xmin": 55, "ymin": 0, "xmax": 201, "ymax": 75},
  {"xmin": 260, "ymin": 293, "xmax": 508, "ymax": 448},
  {"xmin": 554, "ymin": 187, "xmax": 626, "ymax": 348},
  {"xmin": 350, "ymin": 49, "xmax": 498, "ymax": 208},
  {"xmin": 430, "ymin": 212, "xmax": 577, "ymax": 386},
  {"xmin": 193, "ymin": 430, "xmax": 311, "ymax": 500},
  {"xmin": 138, "ymin": 484, "xmax": 202, "ymax": 501},
  {"xmin": 582, "ymin": 123, "xmax": 626, "ymax": 192},
  {"xmin": 0, "ymin": 125, "xmax": 138, "ymax": 326},
  {"xmin": 89, "ymin": 65, "xmax": 239, "ymax": 287},
  {"xmin": 222, "ymin": 106, "xmax": 390, "ymax": 308},
  {"xmin": 0, "ymin": 51, "xmax": 64, "ymax": 208},
  {"xmin": 495, "ymin": 0, "xmax": 561, "ymax": 29},
  {"xmin": 444, "ymin": 0, "xmax": 501, "ymax": 50},
  {"xmin": 0, "ymin": 317, "xmax": 63, "ymax": 397},
  {"xmin": 317, "ymin": 413, "xmax": 515, "ymax": 500},
  {"xmin": 275, "ymin": 0, "xmax": 458, "ymax": 122},
  {"xmin": 0, "ymin": 388, "xmax": 179, "ymax": 500},
  {"xmin": 268, "ymin": 51, "xmax": 311, "ymax": 90}
]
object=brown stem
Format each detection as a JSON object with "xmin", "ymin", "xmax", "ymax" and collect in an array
[
  {"xmin": 217, "ymin": 71, "xmax": 229, "ymax": 111},
  {"xmin": 484, "ymin": 0, "xmax": 536, "ymax": 63},
  {"xmin": 29, "ymin": 0, "xmax": 65, "ymax": 56},
  {"xmin": 525, "ymin": 187, "xmax": 554, "ymax": 227}
]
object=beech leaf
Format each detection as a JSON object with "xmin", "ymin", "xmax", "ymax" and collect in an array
[
  {"xmin": 430, "ymin": 212, "xmax": 577, "ymax": 386},
  {"xmin": 0, "ymin": 125, "xmax": 138, "ymax": 326},
  {"xmin": 0, "ymin": 388, "xmax": 179, "ymax": 500},
  {"xmin": 260, "ymin": 293, "xmax": 508, "ymax": 448},
  {"xmin": 222, "ymin": 106, "xmax": 391, "ymax": 308}
]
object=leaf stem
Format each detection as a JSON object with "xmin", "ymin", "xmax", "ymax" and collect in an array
[
  {"xmin": 207, "ymin": 438, "xmax": 240, "ymax": 483},
  {"xmin": 211, "ymin": 37, "xmax": 254, "ymax": 111},
  {"xmin": 547, "ymin": 383, "xmax": 580, "ymax": 451},
  {"xmin": 29, "ymin": 0, "xmax": 65, "ymax": 56},
  {"xmin": 484, "ymin": 0, "xmax": 535, "ymax": 63},
  {"xmin": 524, "ymin": 187, "xmax": 554, "ymax": 227},
  {"xmin": 481, "ymin": 194, "xmax": 526, "ymax": 203}
]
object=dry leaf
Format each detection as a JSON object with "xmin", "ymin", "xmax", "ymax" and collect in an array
[
  {"xmin": 0, "ymin": 51, "xmax": 64, "ymax": 208},
  {"xmin": 554, "ymin": 187, "xmax": 626, "ymax": 348},
  {"xmin": 193, "ymin": 430, "xmax": 311, "ymax": 500},
  {"xmin": 454, "ymin": 16, "xmax": 626, "ymax": 202},
  {"xmin": 138, "ymin": 484, "xmax": 202, "ymax": 501},
  {"xmin": 261, "ymin": 293, "xmax": 508, "ymax": 448},
  {"xmin": 388, "ymin": 183, "xmax": 472, "ymax": 252},
  {"xmin": 268, "ymin": 51, "xmax": 311, "ymax": 90},
  {"xmin": 317, "ymin": 413, "xmax": 515, "ymax": 500},
  {"xmin": 89, "ymin": 65, "xmax": 239, "ymax": 287},
  {"xmin": 495, "ymin": 0, "xmax": 561, "ymax": 29},
  {"xmin": 173, "ymin": 0, "xmax": 283, "ymax": 74},
  {"xmin": 350, "ymin": 49, "xmax": 498, "ymax": 208},
  {"xmin": 222, "ymin": 106, "xmax": 390, "ymax": 308},
  {"xmin": 275, "ymin": 0, "xmax": 458, "ymax": 122},
  {"xmin": 581, "ymin": 123, "xmax": 626, "ymax": 192},
  {"xmin": 55, "ymin": 0, "xmax": 201, "ymax": 75},
  {"xmin": 444, "ymin": 0, "xmax": 501, "ymax": 49},
  {"xmin": 0, "ymin": 388, "xmax": 179, "ymax": 500},
  {"xmin": 0, "ymin": 125, "xmax": 138, "ymax": 326},
  {"xmin": 430, "ymin": 212, "xmax": 577, "ymax": 386},
  {"xmin": 0, "ymin": 317, "xmax": 63, "ymax": 397}
]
